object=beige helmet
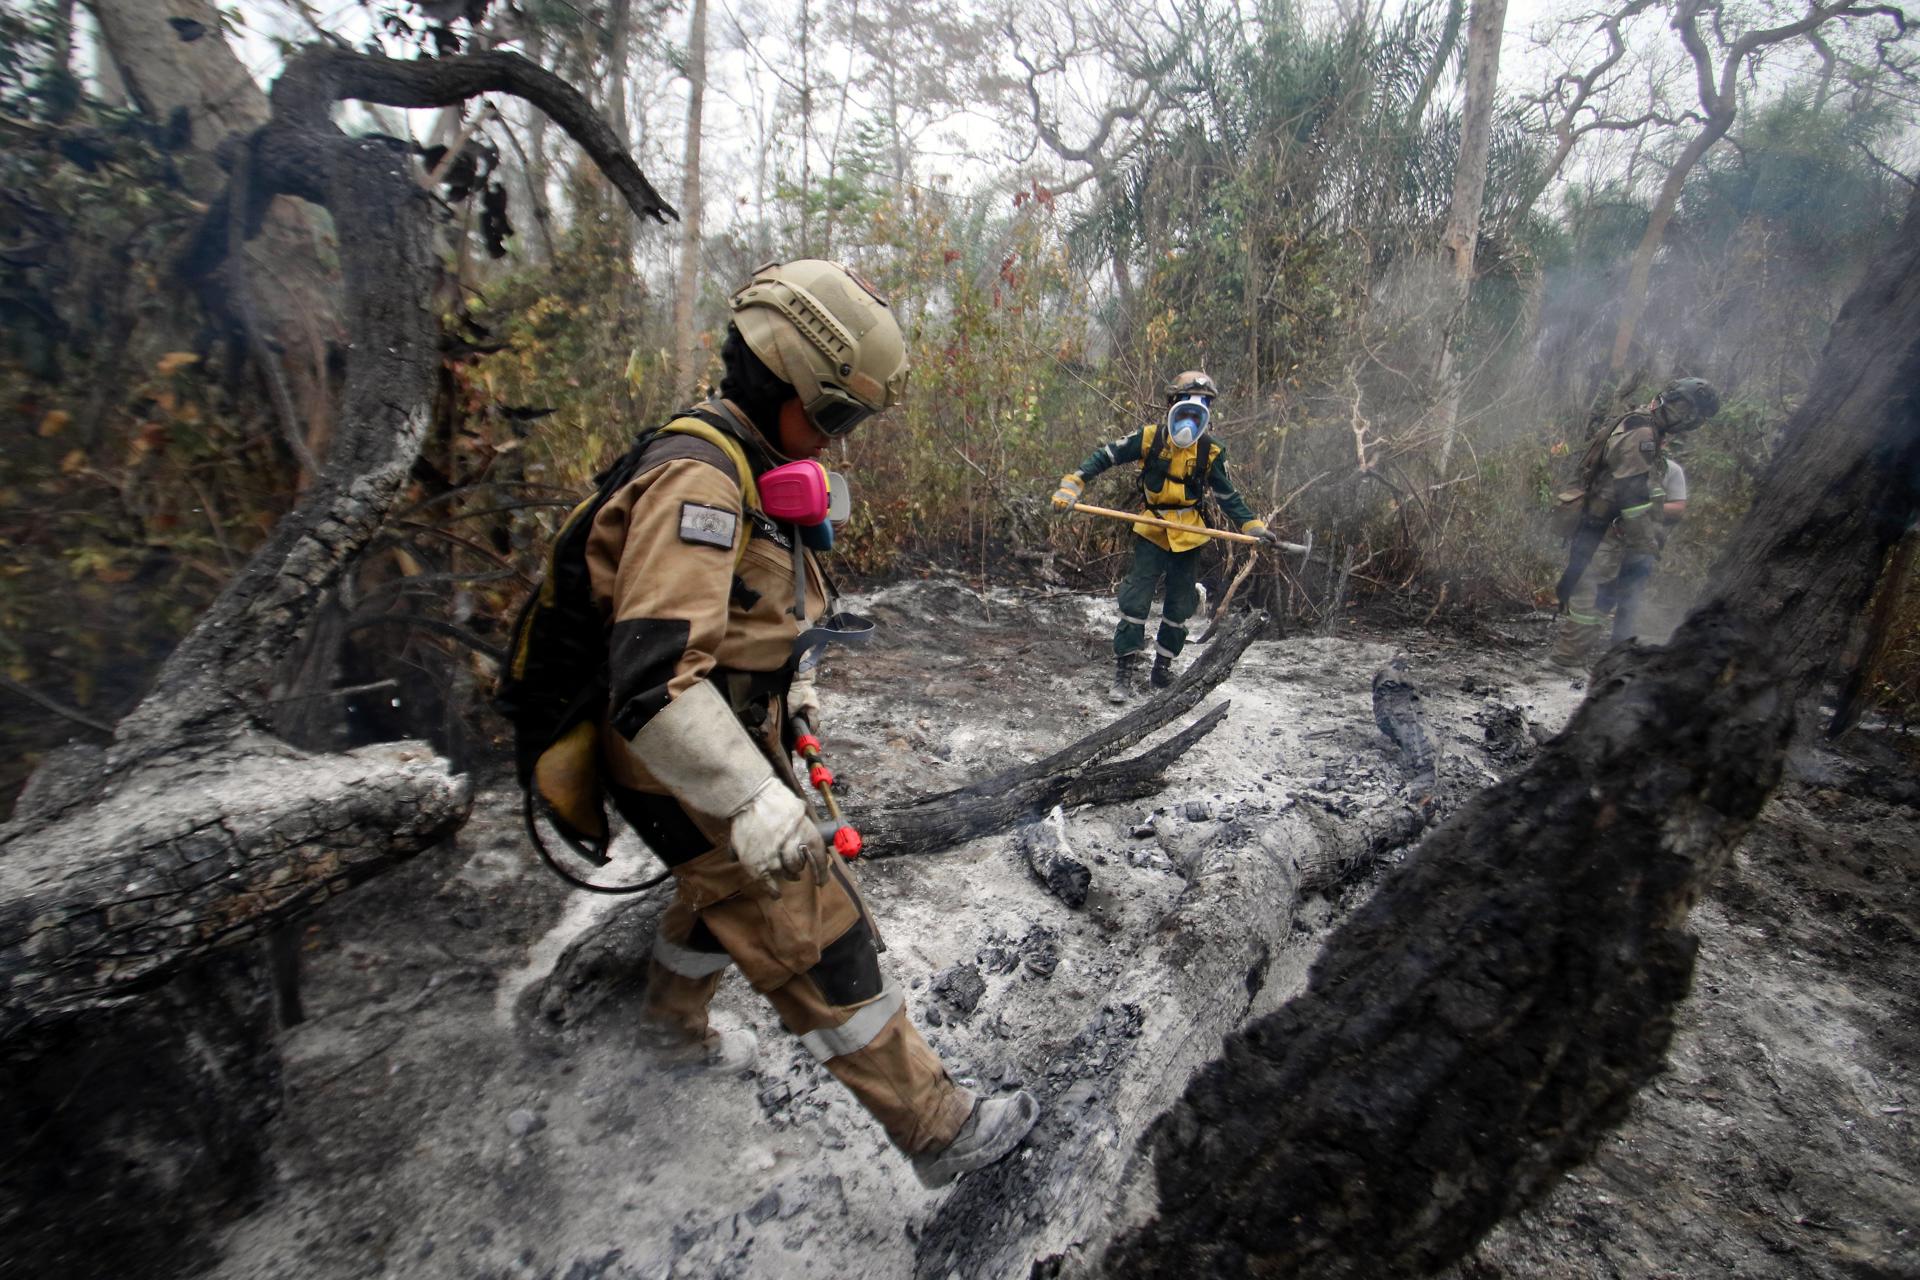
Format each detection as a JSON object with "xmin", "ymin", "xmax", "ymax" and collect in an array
[
  {"xmin": 1165, "ymin": 370, "xmax": 1220, "ymax": 403},
  {"xmin": 728, "ymin": 259, "xmax": 910, "ymax": 436}
]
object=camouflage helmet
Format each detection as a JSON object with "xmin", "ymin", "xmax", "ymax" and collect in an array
[
  {"xmin": 728, "ymin": 259, "xmax": 910, "ymax": 437},
  {"xmin": 1658, "ymin": 377, "xmax": 1720, "ymax": 427},
  {"xmin": 1165, "ymin": 370, "xmax": 1220, "ymax": 403}
]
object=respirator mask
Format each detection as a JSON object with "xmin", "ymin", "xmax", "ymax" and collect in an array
[
  {"xmin": 1166, "ymin": 395, "xmax": 1211, "ymax": 449},
  {"xmin": 760, "ymin": 459, "xmax": 851, "ymax": 549}
]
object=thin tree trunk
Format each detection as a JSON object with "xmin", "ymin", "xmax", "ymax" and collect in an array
[
  {"xmin": 88, "ymin": 0, "xmax": 343, "ymax": 470},
  {"xmin": 606, "ymin": 0, "xmax": 637, "ymax": 273},
  {"xmin": 1607, "ymin": 118, "xmax": 1727, "ymax": 375},
  {"xmin": 797, "ymin": 0, "xmax": 814, "ymax": 255},
  {"xmin": 672, "ymin": 0, "xmax": 709, "ymax": 403},
  {"xmin": 1406, "ymin": 0, "xmax": 1465, "ymax": 131},
  {"xmin": 1432, "ymin": 0, "xmax": 1508, "ymax": 472}
]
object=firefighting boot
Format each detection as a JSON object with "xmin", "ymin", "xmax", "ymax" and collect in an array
[
  {"xmin": 1109, "ymin": 653, "xmax": 1144, "ymax": 704},
  {"xmin": 1149, "ymin": 653, "xmax": 1175, "ymax": 689},
  {"xmin": 911, "ymin": 1089, "xmax": 1041, "ymax": 1189}
]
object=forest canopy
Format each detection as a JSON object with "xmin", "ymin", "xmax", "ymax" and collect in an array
[{"xmin": 1, "ymin": 0, "xmax": 1915, "ymax": 805}]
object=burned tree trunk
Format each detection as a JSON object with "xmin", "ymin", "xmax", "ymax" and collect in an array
[
  {"xmin": 0, "ymin": 43, "xmax": 672, "ymax": 1279},
  {"xmin": 1103, "ymin": 186, "xmax": 1920, "ymax": 1278},
  {"xmin": 914, "ymin": 807, "xmax": 1312, "ymax": 1280}
]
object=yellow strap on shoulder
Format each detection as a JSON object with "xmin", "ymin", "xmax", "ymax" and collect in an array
[{"xmin": 658, "ymin": 416, "xmax": 762, "ymax": 570}]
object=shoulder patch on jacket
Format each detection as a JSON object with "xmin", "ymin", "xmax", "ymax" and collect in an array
[{"xmin": 678, "ymin": 502, "xmax": 738, "ymax": 549}]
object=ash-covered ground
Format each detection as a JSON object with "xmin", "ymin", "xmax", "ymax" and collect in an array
[{"xmin": 204, "ymin": 579, "xmax": 1918, "ymax": 1280}]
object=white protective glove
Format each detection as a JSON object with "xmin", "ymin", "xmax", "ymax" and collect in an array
[
  {"xmin": 625, "ymin": 680, "xmax": 828, "ymax": 895},
  {"xmin": 728, "ymin": 777, "xmax": 828, "ymax": 892},
  {"xmin": 787, "ymin": 665, "xmax": 822, "ymax": 732}
]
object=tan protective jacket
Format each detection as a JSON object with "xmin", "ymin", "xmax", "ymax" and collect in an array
[{"xmin": 585, "ymin": 413, "xmax": 826, "ymax": 793}]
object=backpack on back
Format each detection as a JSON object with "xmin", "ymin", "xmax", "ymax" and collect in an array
[
  {"xmin": 494, "ymin": 403, "xmax": 762, "ymax": 893},
  {"xmin": 1549, "ymin": 420, "xmax": 1618, "ymax": 540}
]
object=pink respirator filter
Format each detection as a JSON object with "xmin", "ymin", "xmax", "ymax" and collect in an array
[{"xmin": 760, "ymin": 460, "xmax": 847, "ymax": 526}]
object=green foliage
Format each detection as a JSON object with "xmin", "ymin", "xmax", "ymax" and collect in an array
[{"xmin": 0, "ymin": 13, "xmax": 297, "ymax": 812}]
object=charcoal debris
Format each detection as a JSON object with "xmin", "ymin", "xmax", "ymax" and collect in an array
[
  {"xmin": 932, "ymin": 964, "xmax": 987, "ymax": 1019},
  {"xmin": 1017, "ymin": 805, "xmax": 1091, "ymax": 907},
  {"xmin": 1372, "ymin": 654, "xmax": 1441, "ymax": 791}
]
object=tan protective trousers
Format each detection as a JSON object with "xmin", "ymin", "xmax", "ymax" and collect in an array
[{"xmin": 641, "ymin": 839, "xmax": 973, "ymax": 1157}]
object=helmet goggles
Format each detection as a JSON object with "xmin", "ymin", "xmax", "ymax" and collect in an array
[{"xmin": 803, "ymin": 384, "xmax": 875, "ymax": 438}]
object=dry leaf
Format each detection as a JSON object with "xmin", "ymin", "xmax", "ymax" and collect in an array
[
  {"xmin": 37, "ymin": 410, "xmax": 71, "ymax": 438},
  {"xmin": 60, "ymin": 449, "xmax": 88, "ymax": 475},
  {"xmin": 155, "ymin": 351, "xmax": 201, "ymax": 376}
]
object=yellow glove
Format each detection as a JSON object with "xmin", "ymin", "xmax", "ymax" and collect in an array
[
  {"xmin": 1051, "ymin": 474, "xmax": 1085, "ymax": 511},
  {"xmin": 1241, "ymin": 519, "xmax": 1278, "ymax": 545}
]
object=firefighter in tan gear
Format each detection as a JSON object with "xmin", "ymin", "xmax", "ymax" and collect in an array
[
  {"xmin": 588, "ymin": 259, "xmax": 1039, "ymax": 1187},
  {"xmin": 1050, "ymin": 371, "xmax": 1276, "ymax": 702},
  {"xmin": 1550, "ymin": 377, "xmax": 1719, "ymax": 670}
]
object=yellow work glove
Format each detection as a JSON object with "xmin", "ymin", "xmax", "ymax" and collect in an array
[
  {"xmin": 1241, "ymin": 519, "xmax": 1279, "ymax": 545},
  {"xmin": 1051, "ymin": 474, "xmax": 1085, "ymax": 511}
]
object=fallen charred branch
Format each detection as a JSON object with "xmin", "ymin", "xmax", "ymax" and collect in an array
[
  {"xmin": 858, "ymin": 615, "xmax": 1262, "ymax": 859},
  {"xmin": 861, "ymin": 705, "xmax": 1230, "ymax": 859}
]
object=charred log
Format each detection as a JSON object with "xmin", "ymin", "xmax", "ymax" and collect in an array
[
  {"xmin": 1018, "ymin": 807, "xmax": 1092, "ymax": 907},
  {"xmin": 913, "ymin": 807, "xmax": 1312, "ymax": 1279}
]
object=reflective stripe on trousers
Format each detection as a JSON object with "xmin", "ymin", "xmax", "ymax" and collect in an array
[
  {"xmin": 653, "ymin": 932, "xmax": 734, "ymax": 979},
  {"xmin": 797, "ymin": 982, "xmax": 905, "ymax": 1061}
]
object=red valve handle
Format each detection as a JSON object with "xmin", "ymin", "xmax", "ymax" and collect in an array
[
  {"xmin": 809, "ymin": 763, "xmax": 834, "ymax": 789},
  {"xmin": 795, "ymin": 732, "xmax": 822, "ymax": 755},
  {"xmin": 833, "ymin": 826, "xmax": 863, "ymax": 858}
]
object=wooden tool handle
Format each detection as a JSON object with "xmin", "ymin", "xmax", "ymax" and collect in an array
[{"xmin": 1069, "ymin": 501, "xmax": 1264, "ymax": 545}]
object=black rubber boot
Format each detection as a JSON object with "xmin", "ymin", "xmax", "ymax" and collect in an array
[
  {"xmin": 1109, "ymin": 653, "xmax": 1143, "ymax": 704},
  {"xmin": 1149, "ymin": 654, "xmax": 1174, "ymax": 689}
]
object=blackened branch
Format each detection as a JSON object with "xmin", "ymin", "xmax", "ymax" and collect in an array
[{"xmin": 266, "ymin": 46, "xmax": 675, "ymax": 225}]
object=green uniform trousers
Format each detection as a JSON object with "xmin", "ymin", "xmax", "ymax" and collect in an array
[{"xmin": 1115, "ymin": 535, "xmax": 1202, "ymax": 659}]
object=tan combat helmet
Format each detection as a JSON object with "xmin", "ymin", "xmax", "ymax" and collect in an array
[
  {"xmin": 728, "ymin": 259, "xmax": 910, "ymax": 437},
  {"xmin": 1165, "ymin": 370, "xmax": 1220, "ymax": 403}
]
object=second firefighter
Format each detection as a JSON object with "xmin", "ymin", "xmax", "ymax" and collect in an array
[{"xmin": 1051, "ymin": 370, "xmax": 1277, "ymax": 702}]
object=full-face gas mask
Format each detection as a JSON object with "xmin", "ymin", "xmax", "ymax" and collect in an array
[{"xmin": 1166, "ymin": 395, "xmax": 1211, "ymax": 449}]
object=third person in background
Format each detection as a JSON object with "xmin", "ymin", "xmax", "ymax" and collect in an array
[
  {"xmin": 1051, "ymin": 371, "xmax": 1278, "ymax": 703},
  {"xmin": 1550, "ymin": 377, "xmax": 1719, "ymax": 671}
]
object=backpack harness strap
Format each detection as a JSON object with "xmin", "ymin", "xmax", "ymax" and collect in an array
[{"xmin": 1138, "ymin": 420, "xmax": 1218, "ymax": 515}]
